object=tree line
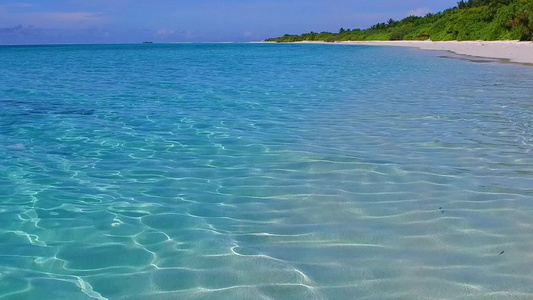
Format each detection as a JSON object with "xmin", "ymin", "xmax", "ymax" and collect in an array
[{"xmin": 265, "ymin": 0, "xmax": 533, "ymax": 42}]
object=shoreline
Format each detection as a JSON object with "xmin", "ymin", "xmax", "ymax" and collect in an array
[{"xmin": 277, "ymin": 40, "xmax": 533, "ymax": 65}]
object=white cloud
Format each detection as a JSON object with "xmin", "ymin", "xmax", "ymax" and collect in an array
[
  {"xmin": 155, "ymin": 28, "xmax": 175, "ymax": 38},
  {"xmin": 0, "ymin": 4, "xmax": 107, "ymax": 28},
  {"xmin": 33, "ymin": 12, "xmax": 107, "ymax": 22},
  {"xmin": 408, "ymin": 7, "xmax": 431, "ymax": 17},
  {"xmin": 0, "ymin": 3, "xmax": 33, "ymax": 10}
]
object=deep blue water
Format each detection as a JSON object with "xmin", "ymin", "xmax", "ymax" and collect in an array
[{"xmin": 0, "ymin": 43, "xmax": 532, "ymax": 299}]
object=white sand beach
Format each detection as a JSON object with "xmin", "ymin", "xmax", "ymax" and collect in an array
[{"xmin": 292, "ymin": 40, "xmax": 533, "ymax": 65}]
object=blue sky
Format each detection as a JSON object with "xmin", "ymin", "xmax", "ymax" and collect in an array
[{"xmin": 0, "ymin": 0, "xmax": 459, "ymax": 44}]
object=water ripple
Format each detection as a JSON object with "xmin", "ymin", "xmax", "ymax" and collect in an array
[{"xmin": 0, "ymin": 44, "xmax": 532, "ymax": 299}]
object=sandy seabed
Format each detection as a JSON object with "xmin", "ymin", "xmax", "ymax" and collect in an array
[{"xmin": 289, "ymin": 40, "xmax": 533, "ymax": 65}]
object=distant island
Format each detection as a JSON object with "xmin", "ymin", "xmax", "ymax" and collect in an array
[
  {"xmin": 265, "ymin": 0, "xmax": 533, "ymax": 42},
  {"xmin": 143, "ymin": 41, "xmax": 154, "ymax": 44}
]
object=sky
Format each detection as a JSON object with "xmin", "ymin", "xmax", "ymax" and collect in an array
[{"xmin": 0, "ymin": 0, "xmax": 460, "ymax": 45}]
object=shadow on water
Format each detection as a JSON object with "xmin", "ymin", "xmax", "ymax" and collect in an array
[
  {"xmin": 0, "ymin": 98, "xmax": 95, "ymax": 116},
  {"xmin": 435, "ymin": 50, "xmax": 533, "ymax": 66}
]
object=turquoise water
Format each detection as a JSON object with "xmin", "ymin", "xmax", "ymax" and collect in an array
[{"xmin": 1, "ymin": 43, "xmax": 532, "ymax": 299}]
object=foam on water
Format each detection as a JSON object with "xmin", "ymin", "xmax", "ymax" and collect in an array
[{"xmin": 0, "ymin": 44, "xmax": 532, "ymax": 299}]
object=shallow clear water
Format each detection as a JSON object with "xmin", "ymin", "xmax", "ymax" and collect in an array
[{"xmin": 0, "ymin": 43, "xmax": 532, "ymax": 299}]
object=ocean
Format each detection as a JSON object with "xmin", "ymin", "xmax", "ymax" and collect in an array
[{"xmin": 0, "ymin": 43, "xmax": 532, "ymax": 299}]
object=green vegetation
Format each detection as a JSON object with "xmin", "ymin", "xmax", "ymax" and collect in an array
[{"xmin": 265, "ymin": 0, "xmax": 533, "ymax": 42}]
